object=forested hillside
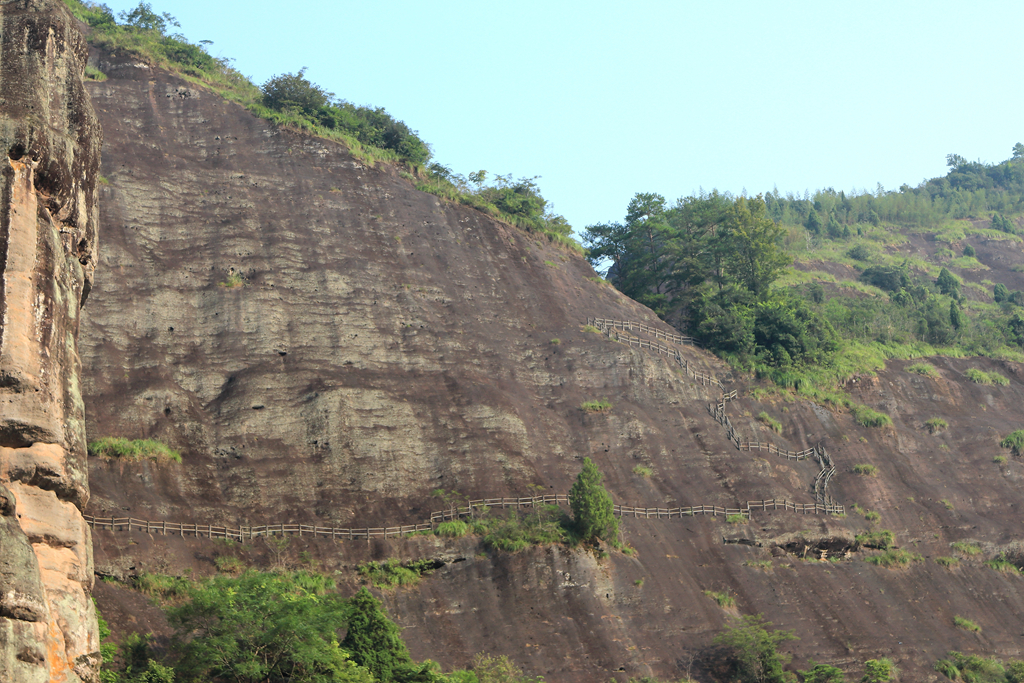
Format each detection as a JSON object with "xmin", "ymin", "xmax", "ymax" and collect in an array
[{"xmin": 584, "ymin": 147, "xmax": 1024, "ymax": 411}]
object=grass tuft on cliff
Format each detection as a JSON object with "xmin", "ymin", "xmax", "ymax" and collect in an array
[{"xmin": 88, "ymin": 437, "xmax": 181, "ymax": 462}]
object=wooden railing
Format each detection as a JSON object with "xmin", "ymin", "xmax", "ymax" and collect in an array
[
  {"xmin": 585, "ymin": 317, "xmax": 841, "ymax": 508},
  {"xmin": 84, "ymin": 495, "xmax": 842, "ymax": 542},
  {"xmin": 588, "ymin": 318, "xmax": 702, "ymax": 348}
]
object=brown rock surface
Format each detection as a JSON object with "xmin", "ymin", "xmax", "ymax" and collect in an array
[
  {"xmin": 79, "ymin": 47, "xmax": 1024, "ymax": 682},
  {"xmin": 0, "ymin": 1, "xmax": 102, "ymax": 681}
]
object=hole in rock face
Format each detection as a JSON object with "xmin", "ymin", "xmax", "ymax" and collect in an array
[
  {"xmin": 8, "ymin": 144, "xmax": 25, "ymax": 160},
  {"xmin": 775, "ymin": 535, "xmax": 855, "ymax": 560}
]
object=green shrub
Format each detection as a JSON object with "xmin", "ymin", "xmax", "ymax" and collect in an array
[
  {"xmin": 726, "ymin": 514, "xmax": 748, "ymax": 525},
  {"xmin": 934, "ymin": 658, "xmax": 960, "ymax": 680},
  {"xmin": 907, "ymin": 362, "xmax": 939, "ymax": 377},
  {"xmin": 1000, "ymin": 430, "xmax": 1024, "ymax": 457},
  {"xmin": 472, "ymin": 505, "xmax": 568, "ymax": 553},
  {"xmin": 435, "ymin": 520, "xmax": 468, "ymax": 538},
  {"xmin": 132, "ymin": 573, "xmax": 192, "ymax": 602},
  {"xmin": 865, "ymin": 549, "xmax": 921, "ymax": 568},
  {"xmin": 951, "ymin": 541, "xmax": 983, "ymax": 557},
  {"xmin": 862, "ymin": 658, "xmax": 897, "ymax": 682},
  {"xmin": 800, "ymin": 662, "xmax": 847, "ymax": 682},
  {"xmin": 214, "ymin": 556, "xmax": 244, "ymax": 574},
  {"xmin": 989, "ymin": 372, "xmax": 1010, "ymax": 386},
  {"xmin": 967, "ymin": 368, "xmax": 993, "ymax": 384},
  {"xmin": 757, "ymin": 411, "xmax": 783, "ymax": 434},
  {"xmin": 935, "ymin": 556, "xmax": 959, "ymax": 568},
  {"xmin": 852, "ymin": 464, "xmax": 877, "ymax": 476},
  {"xmin": 580, "ymin": 399, "xmax": 612, "ymax": 413},
  {"xmin": 631, "ymin": 465, "xmax": 653, "ymax": 477},
  {"xmin": 550, "ymin": 338, "xmax": 560, "ymax": 345},
  {"xmin": 856, "ymin": 530, "xmax": 895, "ymax": 550},
  {"xmin": 88, "ymin": 437, "xmax": 181, "ymax": 462},
  {"xmin": 953, "ymin": 615, "xmax": 981, "ymax": 632},
  {"xmin": 925, "ymin": 417, "xmax": 949, "ymax": 434},
  {"xmin": 357, "ymin": 559, "xmax": 438, "ymax": 589},
  {"xmin": 939, "ymin": 651, "xmax": 1012, "ymax": 683},
  {"xmin": 582, "ymin": 324, "xmax": 602, "ymax": 334},
  {"xmin": 219, "ymin": 272, "xmax": 244, "ymax": 288},
  {"xmin": 984, "ymin": 556, "xmax": 1021, "ymax": 573},
  {"xmin": 863, "ymin": 511, "xmax": 880, "ymax": 522},
  {"xmin": 851, "ymin": 405, "xmax": 892, "ymax": 428},
  {"xmin": 941, "ymin": 499, "xmax": 955, "ymax": 510},
  {"xmin": 994, "ymin": 455, "xmax": 1008, "ymax": 463},
  {"xmin": 703, "ymin": 590, "xmax": 735, "ymax": 608}
]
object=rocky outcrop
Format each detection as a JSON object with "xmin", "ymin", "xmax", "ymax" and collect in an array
[
  {"xmin": 0, "ymin": 1, "xmax": 102, "ymax": 681},
  {"xmin": 77, "ymin": 36, "xmax": 1024, "ymax": 683}
]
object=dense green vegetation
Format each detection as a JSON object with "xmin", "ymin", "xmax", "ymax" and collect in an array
[
  {"xmin": 61, "ymin": 1, "xmax": 579, "ymax": 251},
  {"xmin": 934, "ymin": 651, "xmax": 1024, "ymax": 683},
  {"xmin": 415, "ymin": 168, "xmax": 581, "ymax": 252},
  {"xmin": 100, "ymin": 569, "xmax": 553, "ymax": 683},
  {"xmin": 584, "ymin": 145, "xmax": 1024, "ymax": 408},
  {"xmin": 88, "ymin": 437, "xmax": 181, "ymax": 462},
  {"xmin": 61, "ymin": 1, "xmax": 428, "ymax": 167}
]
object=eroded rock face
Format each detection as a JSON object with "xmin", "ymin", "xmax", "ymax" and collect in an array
[{"xmin": 0, "ymin": 1, "xmax": 102, "ymax": 681}]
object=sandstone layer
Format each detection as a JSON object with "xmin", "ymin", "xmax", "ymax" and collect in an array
[
  {"xmin": 80, "ymin": 47, "xmax": 1024, "ymax": 682},
  {"xmin": 0, "ymin": 1, "xmax": 101, "ymax": 681}
]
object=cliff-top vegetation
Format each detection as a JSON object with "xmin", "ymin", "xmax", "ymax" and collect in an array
[
  {"xmin": 62, "ymin": 0, "xmax": 580, "ymax": 252},
  {"xmin": 585, "ymin": 145, "xmax": 1024, "ymax": 410}
]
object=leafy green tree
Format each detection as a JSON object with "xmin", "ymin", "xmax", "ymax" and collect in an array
[
  {"xmin": 342, "ymin": 587, "xmax": 419, "ymax": 682},
  {"xmin": 1013, "ymin": 142, "xmax": 1024, "ymax": 161},
  {"xmin": 471, "ymin": 653, "xmax": 543, "ymax": 683},
  {"xmin": 860, "ymin": 264, "xmax": 909, "ymax": 293},
  {"xmin": 1009, "ymin": 312, "xmax": 1024, "ymax": 347},
  {"xmin": 262, "ymin": 68, "xmax": 334, "ymax": 112},
  {"xmin": 712, "ymin": 614, "xmax": 798, "ymax": 683},
  {"xmin": 753, "ymin": 294, "xmax": 839, "ymax": 366},
  {"xmin": 167, "ymin": 570, "xmax": 371, "ymax": 683},
  {"xmin": 962, "ymin": 244, "xmax": 976, "ymax": 257},
  {"xmin": 799, "ymin": 662, "xmax": 846, "ymax": 682},
  {"xmin": 994, "ymin": 283, "xmax": 1009, "ymax": 302},
  {"xmin": 724, "ymin": 196, "xmax": 792, "ymax": 296},
  {"xmin": 826, "ymin": 212, "xmax": 843, "ymax": 238},
  {"xmin": 118, "ymin": 2, "xmax": 178, "ymax": 33},
  {"xmin": 569, "ymin": 457, "xmax": 618, "ymax": 543},
  {"xmin": 936, "ymin": 267, "xmax": 960, "ymax": 298},
  {"xmin": 805, "ymin": 209, "xmax": 823, "ymax": 235},
  {"xmin": 950, "ymin": 300, "xmax": 963, "ymax": 330}
]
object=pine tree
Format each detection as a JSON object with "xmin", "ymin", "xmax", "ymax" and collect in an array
[
  {"xmin": 949, "ymin": 300, "xmax": 963, "ymax": 330},
  {"xmin": 569, "ymin": 458, "xmax": 618, "ymax": 543}
]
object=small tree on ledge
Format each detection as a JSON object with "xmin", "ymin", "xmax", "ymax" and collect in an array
[{"xmin": 569, "ymin": 457, "xmax": 618, "ymax": 543}]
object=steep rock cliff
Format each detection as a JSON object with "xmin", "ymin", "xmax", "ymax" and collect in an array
[
  {"xmin": 0, "ymin": 1, "xmax": 101, "ymax": 681},
  {"xmin": 78, "ymin": 47, "xmax": 1024, "ymax": 682}
]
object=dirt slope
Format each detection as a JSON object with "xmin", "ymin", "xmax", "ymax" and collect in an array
[{"xmin": 80, "ymin": 47, "xmax": 1024, "ymax": 682}]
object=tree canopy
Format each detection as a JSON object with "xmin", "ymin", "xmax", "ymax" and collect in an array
[
  {"xmin": 167, "ymin": 571, "xmax": 373, "ymax": 683},
  {"xmin": 569, "ymin": 458, "xmax": 618, "ymax": 543}
]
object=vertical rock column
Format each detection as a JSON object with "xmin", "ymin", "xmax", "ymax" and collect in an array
[{"xmin": 0, "ymin": 1, "xmax": 101, "ymax": 681}]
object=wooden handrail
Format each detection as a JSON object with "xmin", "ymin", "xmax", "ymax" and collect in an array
[{"xmin": 83, "ymin": 494, "xmax": 842, "ymax": 542}]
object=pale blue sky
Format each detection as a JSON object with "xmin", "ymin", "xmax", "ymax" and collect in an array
[{"xmin": 99, "ymin": 1, "xmax": 1023, "ymax": 233}]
